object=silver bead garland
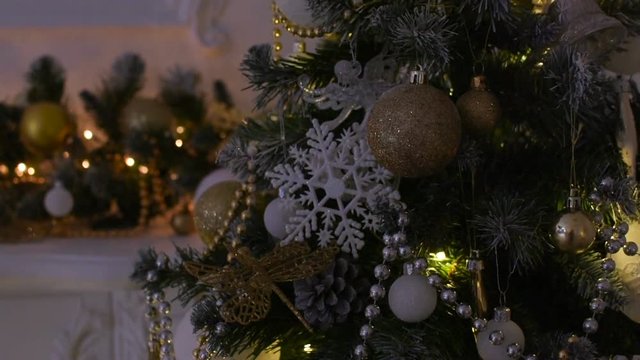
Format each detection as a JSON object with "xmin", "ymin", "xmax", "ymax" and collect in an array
[{"xmin": 145, "ymin": 254, "xmax": 176, "ymax": 360}]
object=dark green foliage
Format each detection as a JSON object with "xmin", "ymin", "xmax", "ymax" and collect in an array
[
  {"xmin": 26, "ymin": 55, "xmax": 65, "ymax": 103},
  {"xmin": 80, "ymin": 53, "xmax": 145, "ymax": 142}
]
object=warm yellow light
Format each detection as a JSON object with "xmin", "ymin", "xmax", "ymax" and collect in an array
[
  {"xmin": 63, "ymin": 151, "xmax": 70, "ymax": 159},
  {"xmin": 435, "ymin": 251, "xmax": 447, "ymax": 261},
  {"xmin": 170, "ymin": 172, "xmax": 178, "ymax": 181},
  {"xmin": 0, "ymin": 164, "xmax": 8, "ymax": 175},
  {"xmin": 520, "ymin": 54, "xmax": 527, "ymax": 62},
  {"xmin": 176, "ymin": 126, "xmax": 185, "ymax": 135},
  {"xmin": 175, "ymin": 139, "xmax": 183, "ymax": 148},
  {"xmin": 83, "ymin": 130, "xmax": 94, "ymax": 140},
  {"xmin": 303, "ymin": 344, "xmax": 313, "ymax": 353},
  {"xmin": 26, "ymin": 167, "xmax": 35, "ymax": 176},
  {"xmin": 125, "ymin": 157, "xmax": 135, "ymax": 167},
  {"xmin": 139, "ymin": 165, "xmax": 149, "ymax": 175},
  {"xmin": 17, "ymin": 163, "xmax": 27, "ymax": 172},
  {"xmin": 82, "ymin": 160, "xmax": 90, "ymax": 169}
]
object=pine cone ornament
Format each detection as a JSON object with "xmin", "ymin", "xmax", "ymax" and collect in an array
[{"xmin": 294, "ymin": 256, "xmax": 370, "ymax": 329}]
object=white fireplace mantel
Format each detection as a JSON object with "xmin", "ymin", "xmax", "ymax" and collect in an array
[{"xmin": 0, "ymin": 227, "xmax": 201, "ymax": 360}]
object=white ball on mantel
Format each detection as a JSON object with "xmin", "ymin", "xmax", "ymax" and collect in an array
[
  {"xmin": 194, "ymin": 168, "xmax": 238, "ymax": 202},
  {"xmin": 388, "ymin": 274, "xmax": 437, "ymax": 323},
  {"xmin": 43, "ymin": 181, "xmax": 73, "ymax": 218},
  {"xmin": 263, "ymin": 198, "xmax": 297, "ymax": 240}
]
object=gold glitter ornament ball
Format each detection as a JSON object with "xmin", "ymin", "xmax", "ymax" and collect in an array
[
  {"xmin": 368, "ymin": 76, "xmax": 461, "ymax": 177},
  {"xmin": 456, "ymin": 75, "xmax": 501, "ymax": 134},
  {"xmin": 20, "ymin": 102, "xmax": 73, "ymax": 155},
  {"xmin": 194, "ymin": 180, "xmax": 242, "ymax": 245}
]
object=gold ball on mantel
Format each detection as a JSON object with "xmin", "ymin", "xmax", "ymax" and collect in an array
[
  {"xmin": 194, "ymin": 180, "xmax": 242, "ymax": 245},
  {"xmin": 367, "ymin": 82, "xmax": 461, "ymax": 178},
  {"xmin": 121, "ymin": 98, "xmax": 173, "ymax": 134},
  {"xmin": 171, "ymin": 208, "xmax": 195, "ymax": 236},
  {"xmin": 20, "ymin": 101, "xmax": 73, "ymax": 155}
]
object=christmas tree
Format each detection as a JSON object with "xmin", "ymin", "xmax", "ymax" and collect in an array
[{"xmin": 133, "ymin": 0, "xmax": 640, "ymax": 359}]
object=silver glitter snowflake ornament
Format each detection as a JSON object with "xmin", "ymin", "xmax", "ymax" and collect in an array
[{"xmin": 266, "ymin": 119, "xmax": 397, "ymax": 257}]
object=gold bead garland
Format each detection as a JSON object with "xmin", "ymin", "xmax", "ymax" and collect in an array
[{"xmin": 271, "ymin": 1, "xmax": 328, "ymax": 59}]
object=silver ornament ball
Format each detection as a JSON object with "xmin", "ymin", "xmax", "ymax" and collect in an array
[
  {"xmin": 397, "ymin": 212, "xmax": 409, "ymax": 226},
  {"xmin": 617, "ymin": 222, "xmax": 630, "ymax": 235},
  {"xmin": 398, "ymin": 245, "xmax": 412, "ymax": 259},
  {"xmin": 589, "ymin": 297, "xmax": 606, "ymax": 313},
  {"xmin": 354, "ymin": 344, "xmax": 367, "ymax": 359},
  {"xmin": 607, "ymin": 239, "xmax": 623, "ymax": 254},
  {"xmin": 601, "ymin": 258, "xmax": 616, "ymax": 272},
  {"xmin": 596, "ymin": 278, "xmax": 611, "ymax": 292},
  {"xmin": 159, "ymin": 316, "xmax": 173, "ymax": 329},
  {"xmin": 146, "ymin": 270, "xmax": 158, "ymax": 282},
  {"xmin": 413, "ymin": 258, "xmax": 428, "ymax": 271},
  {"xmin": 440, "ymin": 289, "xmax": 457, "ymax": 304},
  {"xmin": 215, "ymin": 322, "xmax": 227, "ymax": 336},
  {"xmin": 456, "ymin": 303, "xmax": 473, "ymax": 319},
  {"xmin": 369, "ymin": 284, "xmax": 386, "ymax": 300},
  {"xmin": 359, "ymin": 324, "xmax": 374, "ymax": 340},
  {"xmin": 624, "ymin": 241, "xmax": 638, "ymax": 256},
  {"xmin": 393, "ymin": 232, "xmax": 407, "ymax": 244},
  {"xmin": 489, "ymin": 330, "xmax": 505, "ymax": 345},
  {"xmin": 427, "ymin": 274, "xmax": 443, "ymax": 287},
  {"xmin": 374, "ymin": 264, "xmax": 391, "ymax": 280},
  {"xmin": 159, "ymin": 329, "xmax": 173, "ymax": 343},
  {"xmin": 158, "ymin": 301, "xmax": 171, "ymax": 315},
  {"xmin": 382, "ymin": 246, "xmax": 398, "ymax": 261},
  {"xmin": 473, "ymin": 318, "xmax": 488, "ymax": 332},
  {"xmin": 506, "ymin": 342, "xmax": 522, "ymax": 358},
  {"xmin": 582, "ymin": 317, "xmax": 599, "ymax": 334},
  {"xmin": 365, "ymin": 304, "xmax": 381, "ymax": 320}
]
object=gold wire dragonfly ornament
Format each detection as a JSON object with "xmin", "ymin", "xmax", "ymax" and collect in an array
[{"xmin": 184, "ymin": 241, "xmax": 338, "ymax": 333}]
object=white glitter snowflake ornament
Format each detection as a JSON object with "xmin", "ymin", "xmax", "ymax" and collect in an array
[{"xmin": 266, "ymin": 119, "xmax": 397, "ymax": 257}]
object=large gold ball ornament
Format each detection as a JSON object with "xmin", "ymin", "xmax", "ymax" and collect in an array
[
  {"xmin": 121, "ymin": 98, "xmax": 173, "ymax": 134},
  {"xmin": 552, "ymin": 191, "xmax": 596, "ymax": 253},
  {"xmin": 194, "ymin": 180, "xmax": 242, "ymax": 245},
  {"xmin": 456, "ymin": 75, "xmax": 502, "ymax": 134},
  {"xmin": 20, "ymin": 102, "xmax": 73, "ymax": 155},
  {"xmin": 367, "ymin": 73, "xmax": 461, "ymax": 178}
]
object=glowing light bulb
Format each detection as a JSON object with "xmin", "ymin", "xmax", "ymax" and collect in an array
[
  {"xmin": 125, "ymin": 157, "xmax": 135, "ymax": 167},
  {"xmin": 82, "ymin": 160, "xmax": 90, "ymax": 169},
  {"xmin": 0, "ymin": 164, "xmax": 8, "ymax": 175},
  {"xmin": 139, "ymin": 165, "xmax": 149, "ymax": 174},
  {"xmin": 176, "ymin": 126, "xmax": 185, "ymax": 134},
  {"xmin": 435, "ymin": 251, "xmax": 447, "ymax": 261},
  {"xmin": 83, "ymin": 130, "xmax": 94, "ymax": 140},
  {"xmin": 175, "ymin": 139, "xmax": 183, "ymax": 148},
  {"xmin": 26, "ymin": 167, "xmax": 35, "ymax": 175},
  {"xmin": 303, "ymin": 344, "xmax": 313, "ymax": 353}
]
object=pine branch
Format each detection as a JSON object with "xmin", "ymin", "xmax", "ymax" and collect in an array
[
  {"xmin": 80, "ymin": 53, "xmax": 145, "ymax": 142},
  {"xmin": 217, "ymin": 114, "xmax": 312, "ymax": 183},
  {"xmin": 474, "ymin": 195, "xmax": 548, "ymax": 273},
  {"xmin": 26, "ymin": 55, "xmax": 65, "ymax": 103},
  {"xmin": 160, "ymin": 66, "xmax": 206, "ymax": 123}
]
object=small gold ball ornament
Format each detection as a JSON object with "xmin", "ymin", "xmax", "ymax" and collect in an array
[
  {"xmin": 121, "ymin": 98, "xmax": 173, "ymax": 134},
  {"xmin": 194, "ymin": 180, "xmax": 243, "ymax": 245},
  {"xmin": 20, "ymin": 102, "xmax": 73, "ymax": 155},
  {"xmin": 552, "ymin": 188, "xmax": 596, "ymax": 253},
  {"xmin": 368, "ymin": 70, "xmax": 461, "ymax": 178},
  {"xmin": 456, "ymin": 75, "xmax": 502, "ymax": 134},
  {"xmin": 171, "ymin": 207, "xmax": 195, "ymax": 236}
]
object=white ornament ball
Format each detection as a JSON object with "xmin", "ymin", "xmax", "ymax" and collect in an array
[
  {"xmin": 263, "ymin": 198, "xmax": 297, "ymax": 240},
  {"xmin": 194, "ymin": 168, "xmax": 237, "ymax": 201},
  {"xmin": 612, "ymin": 221, "xmax": 640, "ymax": 323},
  {"xmin": 476, "ymin": 309, "xmax": 525, "ymax": 360},
  {"xmin": 44, "ymin": 181, "xmax": 73, "ymax": 218},
  {"xmin": 388, "ymin": 274, "xmax": 437, "ymax": 322},
  {"xmin": 275, "ymin": 0, "xmax": 317, "ymax": 28}
]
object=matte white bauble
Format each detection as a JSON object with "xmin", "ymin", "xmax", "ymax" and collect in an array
[
  {"xmin": 275, "ymin": 0, "xmax": 317, "ymax": 28},
  {"xmin": 263, "ymin": 198, "xmax": 297, "ymax": 240},
  {"xmin": 476, "ymin": 307, "xmax": 525, "ymax": 360},
  {"xmin": 388, "ymin": 274, "xmax": 437, "ymax": 322},
  {"xmin": 612, "ymin": 221, "xmax": 640, "ymax": 323},
  {"xmin": 44, "ymin": 181, "xmax": 73, "ymax": 217},
  {"xmin": 194, "ymin": 168, "xmax": 237, "ymax": 201}
]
